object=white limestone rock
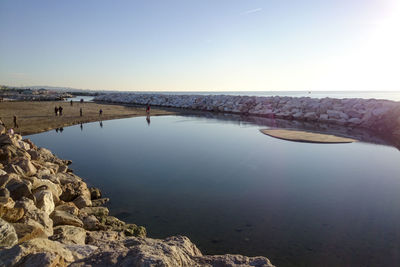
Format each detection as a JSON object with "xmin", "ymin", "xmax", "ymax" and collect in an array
[{"xmin": 0, "ymin": 218, "xmax": 18, "ymax": 247}]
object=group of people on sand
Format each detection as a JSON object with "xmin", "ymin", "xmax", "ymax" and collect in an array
[
  {"xmin": 54, "ymin": 106, "xmax": 63, "ymax": 116},
  {"xmin": 54, "ymin": 105, "xmax": 96, "ymax": 118},
  {"xmin": 1, "ymin": 103, "xmax": 151, "ymax": 135}
]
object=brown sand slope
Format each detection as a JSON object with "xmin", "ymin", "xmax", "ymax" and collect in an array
[
  {"xmin": 260, "ymin": 129, "xmax": 357, "ymax": 143},
  {"xmin": 0, "ymin": 101, "xmax": 175, "ymax": 136}
]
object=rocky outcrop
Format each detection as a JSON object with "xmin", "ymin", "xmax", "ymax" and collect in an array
[
  {"xmin": 95, "ymin": 93, "xmax": 400, "ymax": 142},
  {"xmin": 0, "ymin": 132, "xmax": 275, "ymax": 266}
]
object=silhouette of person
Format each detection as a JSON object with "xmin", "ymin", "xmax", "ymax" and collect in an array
[
  {"xmin": 55, "ymin": 106, "xmax": 59, "ymax": 116},
  {"xmin": 80, "ymin": 123, "xmax": 83, "ymax": 131},
  {"xmin": 146, "ymin": 104, "xmax": 151, "ymax": 114},
  {"xmin": 70, "ymin": 100, "xmax": 73, "ymax": 106},
  {"xmin": 146, "ymin": 115, "xmax": 150, "ymax": 126},
  {"xmin": 0, "ymin": 117, "xmax": 6, "ymax": 127},
  {"xmin": 58, "ymin": 106, "xmax": 63, "ymax": 116},
  {"xmin": 55, "ymin": 128, "xmax": 59, "ymax": 133},
  {"xmin": 99, "ymin": 121, "xmax": 103, "ymax": 128},
  {"xmin": 99, "ymin": 109, "xmax": 103, "ymax": 116},
  {"xmin": 80, "ymin": 108, "xmax": 83, "ymax": 117},
  {"xmin": 13, "ymin": 115, "xmax": 18, "ymax": 128},
  {"xmin": 60, "ymin": 127, "xmax": 64, "ymax": 133}
]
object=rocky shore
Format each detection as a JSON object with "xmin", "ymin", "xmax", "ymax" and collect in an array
[
  {"xmin": 0, "ymin": 128, "xmax": 274, "ymax": 266},
  {"xmin": 95, "ymin": 93, "xmax": 400, "ymax": 142}
]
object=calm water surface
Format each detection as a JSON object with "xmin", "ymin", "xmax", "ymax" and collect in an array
[{"xmin": 27, "ymin": 116, "xmax": 400, "ymax": 267}]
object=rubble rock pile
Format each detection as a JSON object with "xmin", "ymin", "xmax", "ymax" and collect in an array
[{"xmin": 95, "ymin": 93, "xmax": 400, "ymax": 139}]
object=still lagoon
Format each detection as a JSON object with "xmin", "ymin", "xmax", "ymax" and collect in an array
[{"xmin": 28, "ymin": 115, "xmax": 400, "ymax": 266}]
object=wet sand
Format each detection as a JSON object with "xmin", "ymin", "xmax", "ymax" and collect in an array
[
  {"xmin": 0, "ymin": 101, "xmax": 176, "ymax": 135},
  {"xmin": 260, "ymin": 129, "xmax": 357, "ymax": 143}
]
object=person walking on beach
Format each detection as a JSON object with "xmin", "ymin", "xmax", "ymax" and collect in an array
[
  {"xmin": 146, "ymin": 104, "xmax": 151, "ymax": 114},
  {"xmin": 99, "ymin": 109, "xmax": 103, "ymax": 116},
  {"xmin": 0, "ymin": 117, "xmax": 5, "ymax": 127},
  {"xmin": 13, "ymin": 115, "xmax": 18, "ymax": 128},
  {"xmin": 80, "ymin": 108, "xmax": 83, "ymax": 117},
  {"xmin": 70, "ymin": 100, "xmax": 73, "ymax": 106},
  {"xmin": 55, "ymin": 106, "xmax": 59, "ymax": 116},
  {"xmin": 59, "ymin": 106, "xmax": 63, "ymax": 116}
]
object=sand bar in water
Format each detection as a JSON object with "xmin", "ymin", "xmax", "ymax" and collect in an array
[{"xmin": 260, "ymin": 129, "xmax": 357, "ymax": 143}]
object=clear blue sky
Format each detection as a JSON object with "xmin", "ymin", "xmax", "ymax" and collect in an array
[{"xmin": 1, "ymin": 0, "xmax": 399, "ymax": 91}]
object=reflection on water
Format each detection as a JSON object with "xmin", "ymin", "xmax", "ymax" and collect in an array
[
  {"xmin": 64, "ymin": 95, "xmax": 94, "ymax": 102},
  {"xmin": 146, "ymin": 115, "xmax": 151, "ymax": 126},
  {"xmin": 27, "ymin": 115, "xmax": 400, "ymax": 267}
]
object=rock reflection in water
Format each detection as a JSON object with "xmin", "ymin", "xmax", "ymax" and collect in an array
[{"xmin": 179, "ymin": 110, "xmax": 397, "ymax": 149}]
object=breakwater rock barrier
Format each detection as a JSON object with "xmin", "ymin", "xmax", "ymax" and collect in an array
[{"xmin": 95, "ymin": 93, "xmax": 400, "ymax": 141}]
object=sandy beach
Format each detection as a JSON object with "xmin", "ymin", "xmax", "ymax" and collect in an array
[{"xmin": 0, "ymin": 101, "xmax": 175, "ymax": 136}]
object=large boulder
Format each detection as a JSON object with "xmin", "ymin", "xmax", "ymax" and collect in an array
[
  {"xmin": 55, "ymin": 202, "xmax": 79, "ymax": 216},
  {"xmin": 34, "ymin": 189, "xmax": 55, "ymax": 215},
  {"xmin": 15, "ymin": 158, "xmax": 37, "ymax": 176},
  {"xmin": 82, "ymin": 215, "xmax": 103, "ymax": 231},
  {"xmin": 0, "ymin": 196, "xmax": 24, "ymax": 222},
  {"xmin": 91, "ymin": 197, "xmax": 109, "ymax": 207},
  {"xmin": 22, "ymin": 139, "xmax": 37, "ymax": 150},
  {"xmin": 51, "ymin": 210, "xmax": 84, "ymax": 228},
  {"xmin": 80, "ymin": 207, "xmax": 109, "ymax": 220},
  {"xmin": 104, "ymin": 216, "xmax": 125, "ymax": 231},
  {"xmin": 89, "ymin": 187, "xmax": 102, "ymax": 200},
  {"xmin": 6, "ymin": 179, "xmax": 34, "ymax": 201},
  {"xmin": 4, "ymin": 164, "xmax": 26, "ymax": 176},
  {"xmin": 0, "ymin": 217, "xmax": 18, "ymax": 247},
  {"xmin": 50, "ymin": 225, "xmax": 87, "ymax": 245},
  {"xmin": 58, "ymin": 165, "xmax": 68, "ymax": 173},
  {"xmin": 35, "ymin": 147, "xmax": 55, "ymax": 161},
  {"xmin": 60, "ymin": 181, "xmax": 90, "ymax": 202},
  {"xmin": 123, "ymin": 224, "xmax": 146, "ymax": 238},
  {"xmin": 0, "ymin": 238, "xmax": 97, "ymax": 266},
  {"xmin": 71, "ymin": 235, "xmax": 274, "ymax": 267},
  {"xmin": 0, "ymin": 173, "xmax": 16, "ymax": 188},
  {"xmin": 12, "ymin": 223, "xmax": 47, "ymax": 243},
  {"xmin": 73, "ymin": 195, "xmax": 92, "ymax": 209},
  {"xmin": 15, "ymin": 197, "xmax": 53, "ymax": 236},
  {"xmin": 0, "ymin": 134, "xmax": 20, "ymax": 147},
  {"xmin": 55, "ymin": 172, "xmax": 82, "ymax": 185},
  {"xmin": 33, "ymin": 179, "xmax": 62, "ymax": 203}
]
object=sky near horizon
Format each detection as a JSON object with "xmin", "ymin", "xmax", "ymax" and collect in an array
[{"xmin": 0, "ymin": 0, "xmax": 399, "ymax": 92}]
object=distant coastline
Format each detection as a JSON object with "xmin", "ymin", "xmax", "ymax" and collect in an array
[{"xmin": 2, "ymin": 85, "xmax": 400, "ymax": 101}]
